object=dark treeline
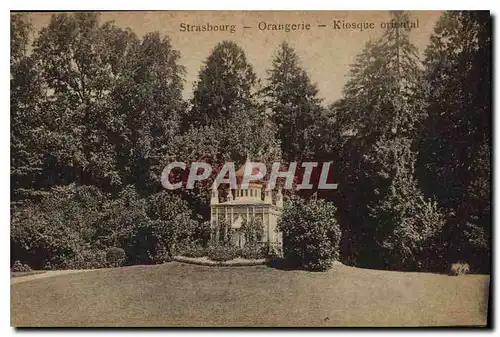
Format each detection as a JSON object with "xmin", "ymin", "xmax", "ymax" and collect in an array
[{"xmin": 11, "ymin": 11, "xmax": 490, "ymax": 272}]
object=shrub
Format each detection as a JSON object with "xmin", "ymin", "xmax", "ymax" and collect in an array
[
  {"xmin": 462, "ymin": 221, "xmax": 490, "ymax": 273},
  {"xmin": 378, "ymin": 194, "xmax": 447, "ymax": 271},
  {"xmin": 241, "ymin": 244, "xmax": 266, "ymax": 260},
  {"xmin": 11, "ymin": 185, "xmax": 108, "ymax": 270},
  {"xmin": 149, "ymin": 243, "xmax": 172, "ymax": 264},
  {"xmin": 278, "ymin": 195, "xmax": 341, "ymax": 271},
  {"xmin": 11, "ymin": 184, "xmax": 220, "ymax": 269},
  {"xmin": 106, "ymin": 247, "xmax": 126, "ymax": 267},
  {"xmin": 193, "ymin": 221, "xmax": 211, "ymax": 247},
  {"xmin": 59, "ymin": 249, "xmax": 108, "ymax": 269},
  {"xmin": 43, "ymin": 261, "xmax": 52, "ymax": 270},
  {"xmin": 450, "ymin": 262, "xmax": 470, "ymax": 276},
  {"xmin": 11, "ymin": 186, "xmax": 201, "ymax": 270},
  {"xmin": 182, "ymin": 244, "xmax": 207, "ymax": 258},
  {"xmin": 207, "ymin": 245, "xmax": 240, "ymax": 261},
  {"xmin": 146, "ymin": 191, "xmax": 200, "ymax": 259},
  {"xmin": 11, "ymin": 260, "xmax": 32, "ymax": 272},
  {"xmin": 56, "ymin": 188, "xmax": 199, "ymax": 267}
]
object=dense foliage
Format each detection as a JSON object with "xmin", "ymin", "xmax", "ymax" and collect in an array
[
  {"xmin": 417, "ymin": 11, "xmax": 491, "ymax": 272},
  {"xmin": 11, "ymin": 260, "xmax": 32, "ymax": 273},
  {"xmin": 264, "ymin": 42, "xmax": 327, "ymax": 163},
  {"xmin": 337, "ymin": 11, "xmax": 437, "ymax": 271},
  {"xmin": 206, "ymin": 244, "xmax": 241, "ymax": 262},
  {"xmin": 11, "ymin": 184, "xmax": 199, "ymax": 269},
  {"xmin": 241, "ymin": 217, "xmax": 265, "ymax": 244},
  {"xmin": 331, "ymin": 11, "xmax": 490, "ymax": 272},
  {"xmin": 240, "ymin": 244, "xmax": 267, "ymax": 260},
  {"xmin": 11, "ymin": 11, "xmax": 490, "ymax": 273},
  {"xmin": 106, "ymin": 247, "xmax": 126, "ymax": 267},
  {"xmin": 180, "ymin": 243, "xmax": 266, "ymax": 261}
]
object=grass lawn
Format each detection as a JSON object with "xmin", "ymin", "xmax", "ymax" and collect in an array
[
  {"xmin": 10, "ymin": 271, "xmax": 46, "ymax": 278},
  {"xmin": 11, "ymin": 262, "xmax": 489, "ymax": 327}
]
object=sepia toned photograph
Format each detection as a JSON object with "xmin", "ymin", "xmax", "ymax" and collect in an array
[{"xmin": 10, "ymin": 10, "xmax": 491, "ymax": 327}]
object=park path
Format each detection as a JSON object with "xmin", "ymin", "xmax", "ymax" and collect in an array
[{"xmin": 11, "ymin": 269, "xmax": 95, "ymax": 285}]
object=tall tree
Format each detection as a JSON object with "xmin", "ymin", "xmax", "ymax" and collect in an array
[
  {"xmin": 339, "ymin": 11, "xmax": 444, "ymax": 270},
  {"xmin": 32, "ymin": 13, "xmax": 134, "ymax": 191},
  {"xmin": 28, "ymin": 13, "xmax": 185, "ymax": 194},
  {"xmin": 165, "ymin": 110, "xmax": 281, "ymax": 220},
  {"xmin": 11, "ymin": 14, "xmax": 45, "ymax": 202},
  {"xmin": 172, "ymin": 41, "xmax": 281, "ymax": 219},
  {"xmin": 184, "ymin": 40, "xmax": 258, "ymax": 129},
  {"xmin": 419, "ymin": 11, "xmax": 491, "ymax": 271},
  {"xmin": 264, "ymin": 41, "xmax": 326, "ymax": 163},
  {"xmin": 111, "ymin": 31, "xmax": 186, "ymax": 193}
]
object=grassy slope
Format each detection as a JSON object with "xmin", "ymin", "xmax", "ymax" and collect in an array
[{"xmin": 11, "ymin": 262, "xmax": 489, "ymax": 327}]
